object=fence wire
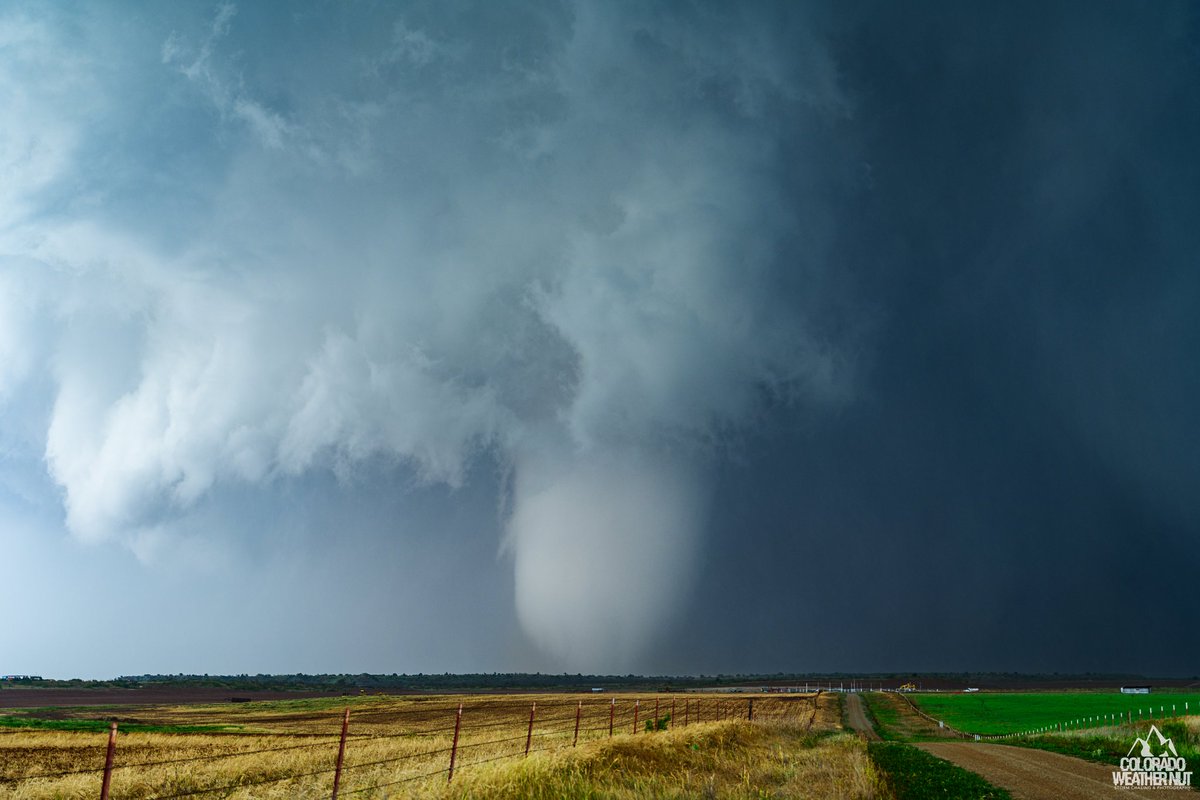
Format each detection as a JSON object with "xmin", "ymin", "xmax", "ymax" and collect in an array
[{"xmin": 1, "ymin": 693, "xmax": 822, "ymax": 797}]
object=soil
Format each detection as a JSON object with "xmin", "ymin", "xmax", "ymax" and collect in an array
[
  {"xmin": 844, "ymin": 692, "xmax": 881, "ymax": 741},
  {"xmin": 918, "ymin": 742, "xmax": 1168, "ymax": 800}
]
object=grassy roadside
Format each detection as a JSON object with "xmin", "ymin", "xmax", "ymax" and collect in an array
[
  {"xmin": 1009, "ymin": 719, "xmax": 1200, "ymax": 766},
  {"xmin": 867, "ymin": 742, "xmax": 1011, "ymax": 800},
  {"xmin": 858, "ymin": 693, "xmax": 899, "ymax": 741},
  {"xmin": 444, "ymin": 724, "xmax": 886, "ymax": 800},
  {"xmin": 859, "ymin": 694, "xmax": 1012, "ymax": 799},
  {"xmin": 858, "ymin": 692, "xmax": 951, "ymax": 742}
]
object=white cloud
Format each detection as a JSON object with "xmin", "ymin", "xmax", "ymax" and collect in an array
[{"xmin": 0, "ymin": 13, "xmax": 97, "ymax": 229}]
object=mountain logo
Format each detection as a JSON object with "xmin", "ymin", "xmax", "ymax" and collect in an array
[
  {"xmin": 1127, "ymin": 726, "xmax": 1179, "ymax": 759},
  {"xmin": 1114, "ymin": 725, "xmax": 1192, "ymax": 789}
]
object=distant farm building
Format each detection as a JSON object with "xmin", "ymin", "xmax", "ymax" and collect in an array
[{"xmin": 1121, "ymin": 686, "xmax": 1151, "ymax": 694}]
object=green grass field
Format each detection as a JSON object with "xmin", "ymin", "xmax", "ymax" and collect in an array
[
  {"xmin": 0, "ymin": 715, "xmax": 242, "ymax": 734},
  {"xmin": 909, "ymin": 692, "xmax": 1200, "ymax": 735}
]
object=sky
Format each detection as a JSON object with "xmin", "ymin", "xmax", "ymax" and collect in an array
[{"xmin": 1, "ymin": 1, "xmax": 1197, "ymax": 680}]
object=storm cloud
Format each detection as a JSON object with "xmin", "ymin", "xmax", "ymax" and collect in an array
[
  {"xmin": 2, "ymin": 1, "xmax": 1197, "ymax": 677},
  {"xmin": 1, "ymin": 2, "xmax": 852, "ymax": 670}
]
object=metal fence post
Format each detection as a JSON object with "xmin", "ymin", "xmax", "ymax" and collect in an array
[
  {"xmin": 99, "ymin": 721, "xmax": 118, "ymax": 800},
  {"xmin": 330, "ymin": 709, "xmax": 350, "ymax": 800},
  {"xmin": 573, "ymin": 700, "xmax": 582, "ymax": 747},
  {"xmin": 448, "ymin": 703, "xmax": 463, "ymax": 782}
]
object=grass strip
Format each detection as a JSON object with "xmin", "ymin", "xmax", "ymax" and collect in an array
[
  {"xmin": 868, "ymin": 742, "xmax": 1011, "ymax": 800},
  {"xmin": 859, "ymin": 692, "xmax": 902, "ymax": 741},
  {"xmin": 1009, "ymin": 720, "xmax": 1199, "ymax": 768}
]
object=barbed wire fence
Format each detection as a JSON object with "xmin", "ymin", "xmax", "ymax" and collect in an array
[{"xmin": 1, "ymin": 692, "xmax": 823, "ymax": 799}]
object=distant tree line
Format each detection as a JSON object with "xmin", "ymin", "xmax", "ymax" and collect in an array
[{"xmin": 4, "ymin": 671, "xmax": 1191, "ymax": 692}]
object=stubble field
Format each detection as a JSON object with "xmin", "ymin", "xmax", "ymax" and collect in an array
[{"xmin": 0, "ymin": 691, "xmax": 885, "ymax": 799}]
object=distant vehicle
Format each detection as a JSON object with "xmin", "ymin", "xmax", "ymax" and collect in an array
[
  {"xmin": 899, "ymin": 683, "xmax": 917, "ymax": 692},
  {"xmin": 964, "ymin": 688, "xmax": 980, "ymax": 693}
]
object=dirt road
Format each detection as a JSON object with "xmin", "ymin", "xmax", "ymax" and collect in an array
[
  {"xmin": 918, "ymin": 742, "xmax": 1167, "ymax": 800},
  {"xmin": 844, "ymin": 692, "xmax": 881, "ymax": 740}
]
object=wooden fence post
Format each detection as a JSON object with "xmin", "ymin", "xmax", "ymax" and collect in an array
[
  {"xmin": 633, "ymin": 700, "xmax": 639, "ymax": 734},
  {"xmin": 609, "ymin": 697, "xmax": 615, "ymax": 737},
  {"xmin": 671, "ymin": 697, "xmax": 675, "ymax": 729},
  {"xmin": 447, "ymin": 703, "xmax": 463, "ymax": 782},
  {"xmin": 655, "ymin": 698, "xmax": 660, "ymax": 732},
  {"xmin": 330, "ymin": 709, "xmax": 350, "ymax": 800},
  {"xmin": 684, "ymin": 699, "xmax": 689, "ymax": 727},
  {"xmin": 99, "ymin": 722, "xmax": 118, "ymax": 800},
  {"xmin": 748, "ymin": 698, "xmax": 753, "ymax": 721},
  {"xmin": 525, "ymin": 702, "xmax": 537, "ymax": 756},
  {"xmin": 573, "ymin": 700, "xmax": 582, "ymax": 746}
]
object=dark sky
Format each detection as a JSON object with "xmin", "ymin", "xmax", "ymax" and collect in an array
[
  {"xmin": 1, "ymin": 1, "xmax": 1197, "ymax": 678},
  {"xmin": 679, "ymin": 1, "xmax": 1200, "ymax": 677}
]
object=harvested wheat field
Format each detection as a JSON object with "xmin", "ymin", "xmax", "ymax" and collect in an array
[{"xmin": 0, "ymin": 691, "xmax": 885, "ymax": 799}]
